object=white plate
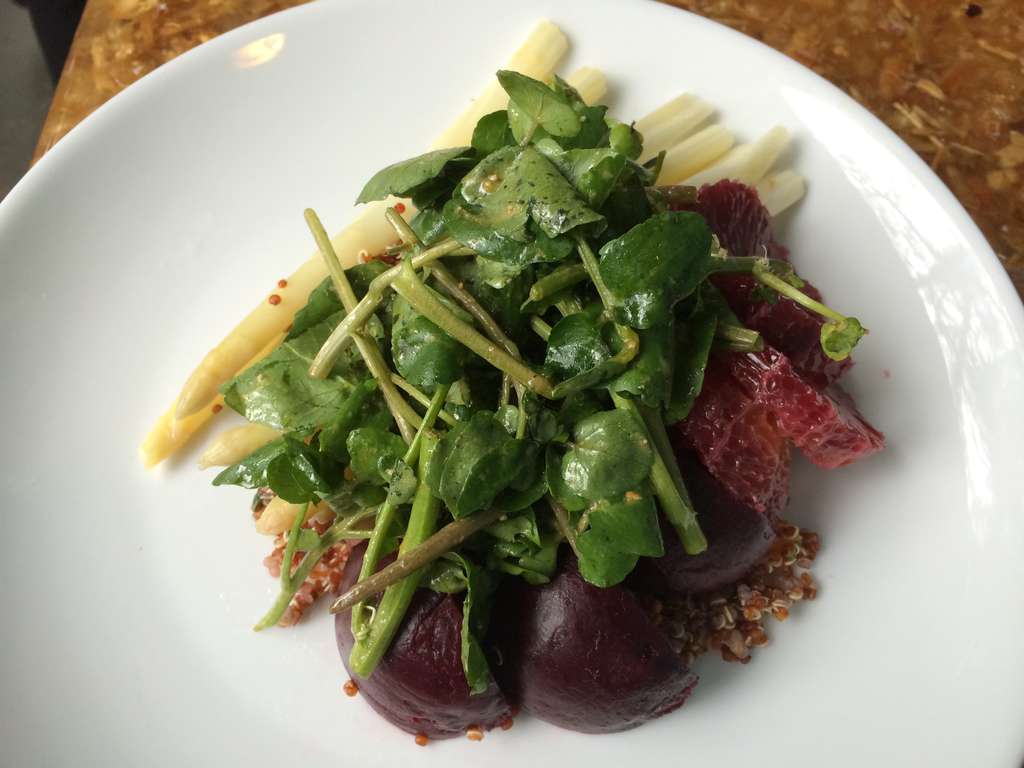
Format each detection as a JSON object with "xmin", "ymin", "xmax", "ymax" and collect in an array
[{"xmin": 2, "ymin": 0, "xmax": 1023, "ymax": 765}]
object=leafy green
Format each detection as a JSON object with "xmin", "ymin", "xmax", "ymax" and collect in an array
[
  {"xmin": 535, "ymin": 139, "xmax": 627, "ymax": 209},
  {"xmin": 481, "ymin": 509, "xmax": 559, "ymax": 584},
  {"xmin": 425, "ymin": 411, "xmax": 531, "ymax": 518},
  {"xmin": 497, "ymin": 69, "xmax": 580, "ymax": 139},
  {"xmin": 213, "ymin": 438, "xmax": 291, "ymax": 490},
  {"xmin": 608, "ymin": 120, "xmax": 643, "ymax": 159},
  {"xmin": 454, "ymin": 553, "xmax": 496, "ymax": 695},
  {"xmin": 598, "ymin": 211, "xmax": 713, "ymax": 329},
  {"xmin": 346, "ymin": 427, "xmax": 407, "ymax": 486},
  {"xmin": 288, "ymin": 263, "xmax": 389, "ymax": 341},
  {"xmin": 356, "ymin": 146, "xmax": 474, "ymax": 206},
  {"xmin": 545, "ymin": 444, "xmax": 586, "ymax": 512},
  {"xmin": 383, "ymin": 458, "xmax": 418, "ymax": 506},
  {"xmin": 471, "ymin": 110, "xmax": 515, "ymax": 154},
  {"xmin": 575, "ymin": 487, "xmax": 664, "ymax": 587},
  {"xmin": 221, "ymin": 313, "xmax": 360, "ymax": 431},
  {"xmin": 317, "ymin": 380, "xmax": 391, "ymax": 462},
  {"xmin": 442, "ymin": 199, "xmax": 573, "ymax": 267},
  {"xmin": 609, "ymin": 323, "xmax": 675, "ymax": 407},
  {"xmin": 265, "ymin": 440, "xmax": 331, "ymax": 503},
  {"xmin": 549, "ymin": 76, "xmax": 609, "ymax": 150},
  {"xmin": 820, "ymin": 317, "xmax": 866, "ymax": 361},
  {"xmin": 544, "ymin": 311, "xmax": 611, "ymax": 380},
  {"xmin": 447, "ymin": 258, "xmax": 534, "ymax": 337},
  {"xmin": 409, "ymin": 208, "xmax": 447, "ymax": 246},
  {"xmin": 458, "ymin": 146, "xmax": 604, "ymax": 241},
  {"xmin": 561, "ymin": 410, "xmax": 654, "ymax": 500},
  {"xmin": 391, "ymin": 296, "xmax": 469, "ymax": 391},
  {"xmin": 496, "ymin": 443, "xmax": 547, "ymax": 511},
  {"xmin": 666, "ymin": 309, "xmax": 717, "ymax": 423}
]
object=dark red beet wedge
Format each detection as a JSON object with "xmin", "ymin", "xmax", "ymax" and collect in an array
[
  {"xmin": 632, "ymin": 446, "xmax": 777, "ymax": 595},
  {"xmin": 490, "ymin": 551, "xmax": 697, "ymax": 734},
  {"xmin": 678, "ymin": 355, "xmax": 791, "ymax": 516},
  {"xmin": 728, "ymin": 348, "xmax": 885, "ymax": 468},
  {"xmin": 335, "ymin": 545, "xmax": 511, "ymax": 739}
]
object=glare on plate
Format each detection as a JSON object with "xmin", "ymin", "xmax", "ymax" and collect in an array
[{"xmin": 234, "ymin": 33, "xmax": 286, "ymax": 69}]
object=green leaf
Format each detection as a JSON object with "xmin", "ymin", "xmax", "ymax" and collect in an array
[
  {"xmin": 575, "ymin": 533, "xmax": 637, "ymax": 587},
  {"xmin": 471, "ymin": 110, "xmax": 515, "ymax": 154},
  {"xmin": 608, "ymin": 120, "xmax": 643, "ymax": 160},
  {"xmin": 289, "ymin": 263, "xmax": 389, "ymax": 341},
  {"xmin": 545, "ymin": 444, "xmax": 587, "ymax": 512},
  {"xmin": 600, "ymin": 178, "xmax": 653, "ymax": 240},
  {"xmin": 666, "ymin": 307, "xmax": 717, "ymax": 423},
  {"xmin": 221, "ymin": 313, "xmax": 361, "ymax": 431},
  {"xmin": 456, "ymin": 554, "xmax": 496, "ymax": 695},
  {"xmin": 317, "ymin": 380, "xmax": 391, "ymax": 462},
  {"xmin": 561, "ymin": 410, "xmax": 654, "ymax": 500},
  {"xmin": 391, "ymin": 296, "xmax": 469, "ymax": 392},
  {"xmin": 425, "ymin": 411, "xmax": 530, "ymax": 518},
  {"xmin": 383, "ymin": 458, "xmax": 418, "ymax": 506},
  {"xmin": 442, "ymin": 199, "xmax": 573, "ymax": 267},
  {"xmin": 446, "ymin": 258, "xmax": 534, "ymax": 337},
  {"xmin": 608, "ymin": 322, "xmax": 675, "ymax": 407},
  {"xmin": 496, "ymin": 444, "xmax": 547, "ymax": 512},
  {"xmin": 535, "ymin": 139, "xmax": 628, "ymax": 209},
  {"xmin": 587, "ymin": 489, "xmax": 664, "ymax": 557},
  {"xmin": 212, "ymin": 437, "xmax": 290, "ymax": 489},
  {"xmin": 423, "ymin": 557, "xmax": 470, "ymax": 594},
  {"xmin": 458, "ymin": 146, "xmax": 604, "ymax": 241},
  {"xmin": 265, "ymin": 443, "xmax": 329, "ymax": 503},
  {"xmin": 497, "ymin": 69, "xmax": 581, "ymax": 139},
  {"xmin": 820, "ymin": 317, "xmax": 866, "ymax": 361},
  {"xmin": 345, "ymin": 427, "xmax": 407, "ymax": 486},
  {"xmin": 356, "ymin": 146, "xmax": 474, "ymax": 205},
  {"xmin": 598, "ymin": 211, "xmax": 713, "ymax": 329},
  {"xmin": 551, "ymin": 76, "xmax": 610, "ymax": 150},
  {"xmin": 480, "ymin": 509, "xmax": 559, "ymax": 584},
  {"xmin": 409, "ymin": 207, "xmax": 447, "ymax": 246},
  {"xmin": 544, "ymin": 311, "xmax": 612, "ymax": 382}
]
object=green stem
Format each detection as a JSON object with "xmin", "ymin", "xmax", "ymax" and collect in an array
[
  {"xmin": 306, "ymin": 208, "xmax": 417, "ymax": 443},
  {"xmin": 308, "ymin": 237, "xmax": 468, "ymax": 378},
  {"xmin": 429, "ymin": 262, "xmax": 522, "ymax": 407},
  {"xmin": 554, "ymin": 295, "xmax": 584, "ymax": 317},
  {"xmin": 753, "ymin": 266, "xmax": 845, "ymax": 323},
  {"xmin": 574, "ymin": 235, "xmax": 640, "ymax": 376},
  {"xmin": 351, "ymin": 384, "xmax": 450, "ymax": 638},
  {"xmin": 349, "ymin": 435, "xmax": 441, "ymax": 677},
  {"xmin": 330, "ymin": 507, "xmax": 507, "ymax": 614},
  {"xmin": 547, "ymin": 497, "xmax": 579, "ymax": 557},
  {"xmin": 530, "ymin": 315, "xmax": 552, "ymax": 341},
  {"xmin": 715, "ymin": 322, "xmax": 763, "ymax": 351},
  {"xmin": 390, "ymin": 374, "xmax": 458, "ymax": 427},
  {"xmin": 522, "ymin": 264, "xmax": 588, "ymax": 311},
  {"xmin": 391, "ymin": 259, "xmax": 554, "ymax": 399},
  {"xmin": 253, "ymin": 508, "xmax": 375, "ymax": 631},
  {"xmin": 611, "ymin": 394, "xmax": 707, "ymax": 554}
]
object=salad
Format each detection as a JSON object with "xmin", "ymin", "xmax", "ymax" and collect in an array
[{"xmin": 142, "ymin": 21, "xmax": 883, "ymax": 744}]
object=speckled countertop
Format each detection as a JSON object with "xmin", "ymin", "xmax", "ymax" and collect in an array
[{"xmin": 33, "ymin": 0, "xmax": 1024, "ymax": 294}]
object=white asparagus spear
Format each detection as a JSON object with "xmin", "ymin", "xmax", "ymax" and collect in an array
[
  {"xmin": 756, "ymin": 169, "xmax": 806, "ymax": 216},
  {"xmin": 636, "ymin": 94, "xmax": 714, "ymax": 162},
  {"xmin": 658, "ymin": 124, "xmax": 735, "ymax": 185},
  {"xmin": 198, "ymin": 423, "xmax": 281, "ymax": 469},
  {"xmin": 683, "ymin": 125, "xmax": 790, "ymax": 187},
  {"xmin": 564, "ymin": 66, "xmax": 607, "ymax": 104}
]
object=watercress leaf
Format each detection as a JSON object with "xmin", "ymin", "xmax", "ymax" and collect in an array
[
  {"xmin": 391, "ymin": 296, "xmax": 469, "ymax": 391},
  {"xmin": 600, "ymin": 178, "xmax": 653, "ymax": 240},
  {"xmin": 544, "ymin": 311, "xmax": 612, "ymax": 382},
  {"xmin": 265, "ymin": 445, "xmax": 328, "ymax": 504},
  {"xmin": 442, "ymin": 200, "xmax": 570, "ymax": 267},
  {"xmin": 212, "ymin": 437, "xmax": 289, "ymax": 489},
  {"xmin": 459, "ymin": 147, "xmax": 605, "ymax": 241},
  {"xmin": 545, "ymin": 444, "xmax": 587, "ymax": 512},
  {"xmin": 562, "ymin": 410, "xmax": 654, "ymax": 500},
  {"xmin": 666, "ymin": 307, "xmax": 717, "ymax": 423},
  {"xmin": 288, "ymin": 278, "xmax": 340, "ymax": 340},
  {"xmin": 557, "ymin": 390, "xmax": 606, "ymax": 428},
  {"xmin": 495, "ymin": 404, "xmax": 519, "ymax": 435},
  {"xmin": 317, "ymin": 380, "xmax": 389, "ymax": 462},
  {"xmin": 409, "ymin": 207, "xmax": 448, "ymax": 246},
  {"xmin": 575, "ymin": 531, "xmax": 638, "ymax": 587},
  {"xmin": 471, "ymin": 110, "xmax": 515, "ymax": 154},
  {"xmin": 496, "ymin": 444, "xmax": 547, "ymax": 512},
  {"xmin": 550, "ymin": 76, "xmax": 609, "ymax": 150},
  {"xmin": 497, "ymin": 69, "xmax": 580, "ymax": 139},
  {"xmin": 608, "ymin": 322, "xmax": 675, "ymax": 408},
  {"xmin": 346, "ymin": 427, "xmax": 406, "ymax": 486},
  {"xmin": 423, "ymin": 556, "xmax": 469, "ymax": 594},
  {"xmin": 820, "ymin": 317, "xmax": 866, "ymax": 361},
  {"xmin": 447, "ymin": 258, "xmax": 534, "ymax": 337},
  {"xmin": 221, "ymin": 313, "xmax": 360, "ymax": 431},
  {"xmin": 383, "ymin": 458, "xmax": 418, "ymax": 506},
  {"xmin": 598, "ymin": 211, "xmax": 713, "ymax": 329},
  {"xmin": 486, "ymin": 508, "xmax": 542, "ymax": 546},
  {"xmin": 587, "ymin": 489, "xmax": 664, "ymax": 557},
  {"xmin": 293, "ymin": 528, "xmax": 323, "ymax": 553},
  {"xmin": 608, "ymin": 120, "xmax": 643, "ymax": 160},
  {"xmin": 356, "ymin": 146, "xmax": 473, "ymax": 204},
  {"xmin": 473, "ymin": 256, "xmax": 529, "ymax": 289},
  {"xmin": 521, "ymin": 391, "xmax": 562, "ymax": 443},
  {"xmin": 535, "ymin": 139, "xmax": 627, "ymax": 209},
  {"xmin": 456, "ymin": 554, "xmax": 497, "ymax": 695},
  {"xmin": 427, "ymin": 411, "xmax": 530, "ymax": 518}
]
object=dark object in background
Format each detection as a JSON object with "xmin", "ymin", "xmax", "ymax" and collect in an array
[{"xmin": 12, "ymin": 0, "xmax": 86, "ymax": 83}]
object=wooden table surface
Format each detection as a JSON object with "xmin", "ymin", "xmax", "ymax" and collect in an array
[{"xmin": 33, "ymin": 0, "xmax": 1024, "ymax": 295}]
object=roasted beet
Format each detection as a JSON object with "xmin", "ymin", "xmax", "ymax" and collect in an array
[
  {"xmin": 490, "ymin": 551, "xmax": 697, "ymax": 733},
  {"xmin": 334, "ymin": 544, "xmax": 511, "ymax": 739},
  {"xmin": 632, "ymin": 446, "xmax": 776, "ymax": 595}
]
